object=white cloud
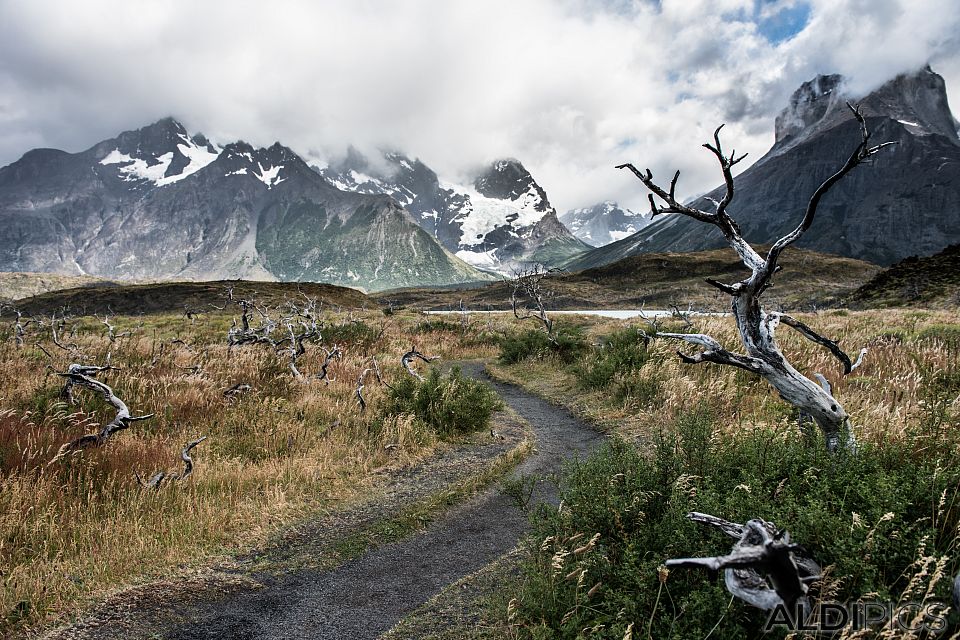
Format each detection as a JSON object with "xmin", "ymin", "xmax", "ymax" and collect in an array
[{"xmin": 0, "ymin": 0, "xmax": 958, "ymax": 213}]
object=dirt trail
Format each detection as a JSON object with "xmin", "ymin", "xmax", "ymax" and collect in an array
[{"xmin": 49, "ymin": 363, "xmax": 604, "ymax": 640}]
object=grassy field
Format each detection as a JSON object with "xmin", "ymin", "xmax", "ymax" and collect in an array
[
  {"xmin": 379, "ymin": 247, "xmax": 882, "ymax": 312},
  {"xmin": 3, "ymin": 273, "xmax": 959, "ymax": 637},
  {"xmin": 488, "ymin": 309, "xmax": 960, "ymax": 637},
  {"xmin": 0, "ymin": 295, "xmax": 508, "ymax": 635}
]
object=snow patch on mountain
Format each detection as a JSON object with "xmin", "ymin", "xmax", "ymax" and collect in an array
[
  {"xmin": 441, "ymin": 181, "xmax": 546, "ymax": 248},
  {"xmin": 100, "ymin": 131, "xmax": 220, "ymax": 186},
  {"xmin": 256, "ymin": 163, "xmax": 284, "ymax": 188}
]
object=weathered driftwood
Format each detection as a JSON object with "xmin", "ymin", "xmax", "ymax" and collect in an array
[
  {"xmin": 356, "ymin": 367, "xmax": 371, "ymax": 413},
  {"xmin": 401, "ymin": 348, "xmax": 439, "ymax": 381},
  {"xmin": 666, "ymin": 512, "xmax": 820, "ymax": 618},
  {"xmin": 136, "ymin": 436, "xmax": 207, "ymax": 489},
  {"xmin": 59, "ymin": 362, "xmax": 116, "ymax": 405},
  {"xmin": 618, "ymin": 105, "xmax": 890, "ymax": 452},
  {"xmin": 49, "ymin": 369, "xmax": 154, "ymax": 464},
  {"xmin": 510, "ymin": 264, "xmax": 559, "ymax": 339},
  {"xmin": 317, "ymin": 346, "xmax": 342, "ymax": 384},
  {"xmin": 223, "ymin": 382, "xmax": 252, "ymax": 399}
]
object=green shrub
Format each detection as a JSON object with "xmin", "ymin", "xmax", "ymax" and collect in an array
[
  {"xmin": 574, "ymin": 327, "xmax": 652, "ymax": 390},
  {"xmin": 914, "ymin": 324, "xmax": 960, "ymax": 350},
  {"xmin": 414, "ymin": 318, "xmax": 463, "ymax": 334},
  {"xmin": 381, "ymin": 366, "xmax": 502, "ymax": 437},
  {"xmin": 498, "ymin": 327, "xmax": 587, "ymax": 365},
  {"xmin": 322, "ymin": 320, "xmax": 382, "ymax": 350},
  {"xmin": 510, "ymin": 404, "xmax": 960, "ymax": 638}
]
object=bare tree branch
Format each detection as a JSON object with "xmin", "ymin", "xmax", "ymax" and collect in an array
[
  {"xmin": 759, "ymin": 104, "xmax": 897, "ymax": 287},
  {"xmin": 49, "ymin": 370, "xmax": 153, "ymax": 464},
  {"xmin": 356, "ymin": 368, "xmax": 370, "ymax": 413},
  {"xmin": 401, "ymin": 348, "xmax": 439, "ymax": 381},
  {"xmin": 317, "ymin": 346, "xmax": 342, "ymax": 385},
  {"xmin": 667, "ymin": 513, "xmax": 820, "ymax": 618}
]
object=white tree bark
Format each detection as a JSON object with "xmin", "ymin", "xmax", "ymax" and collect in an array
[
  {"xmin": 667, "ymin": 512, "xmax": 820, "ymax": 618},
  {"xmin": 49, "ymin": 369, "xmax": 154, "ymax": 464},
  {"xmin": 618, "ymin": 105, "xmax": 892, "ymax": 452}
]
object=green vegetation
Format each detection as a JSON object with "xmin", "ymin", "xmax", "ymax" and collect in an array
[
  {"xmin": 509, "ymin": 402, "xmax": 960, "ymax": 638},
  {"xmin": 495, "ymin": 309, "xmax": 960, "ymax": 638},
  {"xmin": 381, "ymin": 367, "xmax": 503, "ymax": 437},
  {"xmin": 852, "ymin": 243, "xmax": 960, "ymax": 309},
  {"xmin": 380, "ymin": 247, "xmax": 882, "ymax": 313},
  {"xmin": 498, "ymin": 327, "xmax": 588, "ymax": 365}
]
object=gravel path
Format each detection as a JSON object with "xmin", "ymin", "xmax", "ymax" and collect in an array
[{"xmin": 48, "ymin": 363, "xmax": 604, "ymax": 640}]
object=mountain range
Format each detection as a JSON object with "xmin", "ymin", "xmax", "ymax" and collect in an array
[
  {"xmin": 559, "ymin": 201, "xmax": 649, "ymax": 247},
  {"xmin": 316, "ymin": 151, "xmax": 589, "ymax": 271},
  {"xmin": 568, "ymin": 66, "xmax": 960, "ymax": 271},
  {"xmin": 0, "ymin": 120, "xmax": 595, "ymax": 291},
  {"xmin": 3, "ymin": 65, "xmax": 960, "ymax": 293}
]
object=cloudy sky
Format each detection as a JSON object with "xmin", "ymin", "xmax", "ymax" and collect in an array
[{"xmin": 1, "ymin": 0, "xmax": 959, "ymax": 212}]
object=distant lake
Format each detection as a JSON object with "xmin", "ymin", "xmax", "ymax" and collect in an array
[{"xmin": 424, "ymin": 309, "xmax": 725, "ymax": 319}]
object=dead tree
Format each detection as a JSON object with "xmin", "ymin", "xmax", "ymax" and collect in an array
[
  {"xmin": 356, "ymin": 367, "xmax": 371, "ymax": 413},
  {"xmin": 49, "ymin": 368, "xmax": 154, "ymax": 464},
  {"xmin": 225, "ymin": 292, "xmax": 327, "ymax": 379},
  {"xmin": 13, "ymin": 309, "xmax": 28, "ymax": 348},
  {"xmin": 136, "ymin": 436, "xmax": 207, "ymax": 489},
  {"xmin": 59, "ymin": 362, "xmax": 116, "ymax": 405},
  {"xmin": 510, "ymin": 264, "xmax": 559, "ymax": 339},
  {"xmin": 317, "ymin": 346, "xmax": 342, "ymax": 384},
  {"xmin": 666, "ymin": 512, "xmax": 820, "ymax": 621},
  {"xmin": 99, "ymin": 313, "xmax": 132, "ymax": 343},
  {"xmin": 617, "ymin": 105, "xmax": 889, "ymax": 452},
  {"xmin": 401, "ymin": 348, "xmax": 439, "ymax": 381}
]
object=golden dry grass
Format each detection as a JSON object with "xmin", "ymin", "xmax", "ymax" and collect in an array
[
  {"xmin": 0, "ymin": 308, "xmax": 500, "ymax": 634},
  {"xmin": 490, "ymin": 308, "xmax": 960, "ymax": 449}
]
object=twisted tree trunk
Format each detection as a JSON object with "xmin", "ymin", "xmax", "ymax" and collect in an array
[{"xmin": 618, "ymin": 105, "xmax": 890, "ymax": 452}]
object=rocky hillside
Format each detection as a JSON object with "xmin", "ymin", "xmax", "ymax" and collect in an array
[
  {"xmin": 318, "ymin": 152, "xmax": 588, "ymax": 272},
  {"xmin": 380, "ymin": 247, "xmax": 880, "ymax": 312},
  {"xmin": 0, "ymin": 119, "xmax": 493, "ymax": 292},
  {"xmin": 568, "ymin": 66, "xmax": 960, "ymax": 271},
  {"xmin": 559, "ymin": 201, "xmax": 649, "ymax": 247},
  {"xmin": 851, "ymin": 244, "xmax": 960, "ymax": 308}
]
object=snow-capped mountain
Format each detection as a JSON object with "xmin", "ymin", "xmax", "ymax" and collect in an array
[
  {"xmin": 318, "ymin": 152, "xmax": 589, "ymax": 273},
  {"xmin": 0, "ymin": 119, "xmax": 493, "ymax": 291},
  {"xmin": 568, "ymin": 66, "xmax": 960, "ymax": 271},
  {"xmin": 96, "ymin": 117, "xmax": 221, "ymax": 187},
  {"xmin": 559, "ymin": 201, "xmax": 650, "ymax": 247}
]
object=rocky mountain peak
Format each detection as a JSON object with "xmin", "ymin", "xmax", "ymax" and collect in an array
[
  {"xmin": 773, "ymin": 66, "xmax": 958, "ymax": 153},
  {"xmin": 774, "ymin": 74, "xmax": 845, "ymax": 144},
  {"xmin": 861, "ymin": 65, "xmax": 958, "ymax": 142},
  {"xmin": 474, "ymin": 158, "xmax": 550, "ymax": 212}
]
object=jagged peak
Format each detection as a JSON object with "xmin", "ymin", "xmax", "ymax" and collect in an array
[
  {"xmin": 774, "ymin": 74, "xmax": 846, "ymax": 144},
  {"xmin": 772, "ymin": 65, "xmax": 959, "ymax": 155},
  {"xmin": 474, "ymin": 158, "xmax": 542, "ymax": 201}
]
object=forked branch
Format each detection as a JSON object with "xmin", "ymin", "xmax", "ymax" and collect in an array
[
  {"xmin": 667, "ymin": 512, "xmax": 820, "ymax": 617},
  {"xmin": 401, "ymin": 348, "xmax": 439, "ymax": 381},
  {"xmin": 49, "ymin": 369, "xmax": 153, "ymax": 464}
]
